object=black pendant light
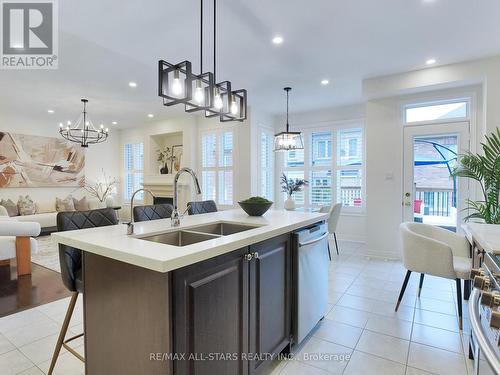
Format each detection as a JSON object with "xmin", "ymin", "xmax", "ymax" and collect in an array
[
  {"xmin": 158, "ymin": 0, "xmax": 247, "ymax": 122},
  {"xmin": 274, "ymin": 87, "xmax": 303, "ymax": 151},
  {"xmin": 58, "ymin": 99, "xmax": 109, "ymax": 148}
]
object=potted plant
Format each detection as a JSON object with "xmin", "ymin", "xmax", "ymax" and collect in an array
[
  {"xmin": 83, "ymin": 170, "xmax": 117, "ymax": 208},
  {"xmin": 452, "ymin": 128, "xmax": 500, "ymax": 224},
  {"xmin": 157, "ymin": 147, "xmax": 174, "ymax": 174},
  {"xmin": 280, "ymin": 173, "xmax": 309, "ymax": 210}
]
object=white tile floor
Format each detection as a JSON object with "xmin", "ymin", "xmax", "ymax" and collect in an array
[{"xmin": 0, "ymin": 240, "xmax": 473, "ymax": 375}]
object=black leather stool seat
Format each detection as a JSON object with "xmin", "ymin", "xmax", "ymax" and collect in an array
[
  {"xmin": 133, "ymin": 204, "xmax": 174, "ymax": 222},
  {"xmin": 187, "ymin": 200, "xmax": 218, "ymax": 215}
]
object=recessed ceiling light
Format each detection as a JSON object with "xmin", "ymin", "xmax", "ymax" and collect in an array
[
  {"xmin": 47, "ymin": 109, "xmax": 54, "ymax": 114},
  {"xmin": 321, "ymin": 79, "xmax": 329, "ymax": 85},
  {"xmin": 426, "ymin": 58, "xmax": 436, "ymax": 65},
  {"xmin": 147, "ymin": 114, "xmax": 154, "ymax": 118},
  {"xmin": 128, "ymin": 82, "xmax": 137, "ymax": 88},
  {"xmin": 272, "ymin": 36, "xmax": 283, "ymax": 45},
  {"xmin": 112, "ymin": 121, "xmax": 117, "ymax": 125}
]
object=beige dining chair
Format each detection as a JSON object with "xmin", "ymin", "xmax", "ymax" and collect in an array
[
  {"xmin": 320, "ymin": 203, "xmax": 342, "ymax": 260},
  {"xmin": 396, "ymin": 222, "xmax": 472, "ymax": 330}
]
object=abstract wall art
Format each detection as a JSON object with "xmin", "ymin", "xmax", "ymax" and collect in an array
[{"xmin": 0, "ymin": 132, "xmax": 85, "ymax": 188}]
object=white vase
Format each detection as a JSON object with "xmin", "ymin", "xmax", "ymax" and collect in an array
[
  {"xmin": 97, "ymin": 201, "xmax": 107, "ymax": 209},
  {"xmin": 284, "ymin": 196, "xmax": 296, "ymax": 211},
  {"xmin": 105, "ymin": 196, "xmax": 115, "ymax": 208}
]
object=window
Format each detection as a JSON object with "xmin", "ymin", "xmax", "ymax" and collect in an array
[
  {"xmin": 123, "ymin": 142, "xmax": 144, "ymax": 201},
  {"xmin": 260, "ymin": 130, "xmax": 274, "ymax": 200},
  {"xmin": 337, "ymin": 129, "xmax": 363, "ymax": 207},
  {"xmin": 404, "ymin": 99, "xmax": 469, "ymax": 124},
  {"xmin": 201, "ymin": 130, "xmax": 234, "ymax": 205},
  {"xmin": 280, "ymin": 125, "xmax": 364, "ymax": 210}
]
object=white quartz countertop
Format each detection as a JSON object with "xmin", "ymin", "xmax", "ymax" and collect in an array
[
  {"xmin": 462, "ymin": 223, "xmax": 500, "ymax": 254},
  {"xmin": 51, "ymin": 209, "xmax": 327, "ymax": 273}
]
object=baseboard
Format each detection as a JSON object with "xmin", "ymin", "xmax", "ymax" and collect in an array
[{"xmin": 337, "ymin": 235, "xmax": 366, "ymax": 243}]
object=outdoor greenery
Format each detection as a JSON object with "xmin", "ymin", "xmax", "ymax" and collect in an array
[
  {"xmin": 280, "ymin": 173, "xmax": 309, "ymax": 197},
  {"xmin": 452, "ymin": 128, "xmax": 500, "ymax": 224}
]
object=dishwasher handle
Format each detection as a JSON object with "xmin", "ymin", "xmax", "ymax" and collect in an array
[{"xmin": 298, "ymin": 232, "xmax": 329, "ymax": 247}]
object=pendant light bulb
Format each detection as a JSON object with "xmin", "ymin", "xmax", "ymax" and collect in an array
[
  {"xmin": 172, "ymin": 70, "xmax": 183, "ymax": 96},
  {"xmin": 214, "ymin": 88, "xmax": 223, "ymax": 110},
  {"xmin": 194, "ymin": 79, "xmax": 204, "ymax": 103},
  {"xmin": 230, "ymin": 100, "xmax": 238, "ymax": 115}
]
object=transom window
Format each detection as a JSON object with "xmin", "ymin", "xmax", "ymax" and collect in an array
[{"xmin": 404, "ymin": 99, "xmax": 469, "ymax": 124}]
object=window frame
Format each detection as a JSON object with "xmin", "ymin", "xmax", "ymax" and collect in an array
[
  {"xmin": 403, "ymin": 98, "xmax": 470, "ymax": 126},
  {"xmin": 122, "ymin": 141, "xmax": 144, "ymax": 203},
  {"xmin": 258, "ymin": 128, "xmax": 274, "ymax": 200},
  {"xmin": 278, "ymin": 121, "xmax": 365, "ymax": 213},
  {"xmin": 199, "ymin": 128, "xmax": 235, "ymax": 208}
]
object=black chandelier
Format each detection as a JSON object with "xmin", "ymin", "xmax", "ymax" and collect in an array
[
  {"xmin": 59, "ymin": 99, "xmax": 109, "ymax": 148},
  {"xmin": 274, "ymin": 87, "xmax": 304, "ymax": 151},
  {"xmin": 158, "ymin": 0, "xmax": 247, "ymax": 122}
]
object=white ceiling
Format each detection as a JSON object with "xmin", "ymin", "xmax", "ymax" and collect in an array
[{"xmin": 1, "ymin": 0, "xmax": 500, "ymax": 128}]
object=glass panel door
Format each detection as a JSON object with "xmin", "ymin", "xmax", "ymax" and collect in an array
[{"xmin": 403, "ymin": 122, "xmax": 469, "ymax": 232}]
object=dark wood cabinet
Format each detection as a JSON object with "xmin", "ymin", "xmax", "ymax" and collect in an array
[
  {"xmin": 173, "ymin": 247, "xmax": 250, "ymax": 375},
  {"xmin": 172, "ymin": 235, "xmax": 292, "ymax": 375},
  {"xmin": 249, "ymin": 234, "xmax": 291, "ymax": 375}
]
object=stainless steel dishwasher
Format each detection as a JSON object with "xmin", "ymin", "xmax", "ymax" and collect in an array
[{"xmin": 292, "ymin": 223, "xmax": 329, "ymax": 346}]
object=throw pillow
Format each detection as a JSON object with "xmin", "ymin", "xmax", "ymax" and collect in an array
[
  {"xmin": 35, "ymin": 201, "xmax": 56, "ymax": 214},
  {"xmin": 56, "ymin": 196, "xmax": 76, "ymax": 212},
  {"xmin": 18, "ymin": 195, "xmax": 36, "ymax": 215},
  {"xmin": 73, "ymin": 196, "xmax": 89, "ymax": 211},
  {"xmin": 0, "ymin": 204, "xmax": 9, "ymax": 217},
  {"xmin": 0, "ymin": 198, "xmax": 19, "ymax": 217}
]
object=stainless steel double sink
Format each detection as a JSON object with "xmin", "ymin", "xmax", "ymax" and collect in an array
[{"xmin": 137, "ymin": 222, "xmax": 261, "ymax": 247}]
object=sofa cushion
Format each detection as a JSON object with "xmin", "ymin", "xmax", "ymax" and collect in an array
[
  {"xmin": 18, "ymin": 195, "xmax": 36, "ymax": 216},
  {"xmin": 17, "ymin": 212, "xmax": 57, "ymax": 229},
  {"xmin": 73, "ymin": 196, "xmax": 89, "ymax": 211},
  {"xmin": 56, "ymin": 196, "xmax": 75, "ymax": 212},
  {"xmin": 0, "ymin": 205, "xmax": 8, "ymax": 217},
  {"xmin": 35, "ymin": 201, "xmax": 56, "ymax": 214},
  {"xmin": 0, "ymin": 237, "xmax": 38, "ymax": 261},
  {"xmin": 0, "ymin": 199, "xmax": 19, "ymax": 217}
]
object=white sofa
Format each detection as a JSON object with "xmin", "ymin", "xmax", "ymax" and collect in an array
[
  {"xmin": 0, "ymin": 217, "xmax": 41, "ymax": 276},
  {"xmin": 0, "ymin": 198, "xmax": 104, "ymax": 234}
]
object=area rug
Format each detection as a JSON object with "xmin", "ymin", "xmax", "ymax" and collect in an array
[{"xmin": 32, "ymin": 235, "xmax": 61, "ymax": 272}]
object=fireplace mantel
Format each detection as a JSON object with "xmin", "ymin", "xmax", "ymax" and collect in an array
[{"xmin": 142, "ymin": 175, "xmax": 191, "ymax": 210}]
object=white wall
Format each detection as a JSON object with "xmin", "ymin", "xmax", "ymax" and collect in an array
[
  {"xmin": 0, "ymin": 112, "xmax": 121, "ymax": 205},
  {"xmin": 362, "ymin": 55, "xmax": 500, "ymax": 258},
  {"xmin": 273, "ymin": 103, "xmax": 367, "ymax": 243}
]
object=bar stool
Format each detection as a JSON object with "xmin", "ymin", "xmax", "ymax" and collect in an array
[{"xmin": 48, "ymin": 208, "xmax": 118, "ymax": 374}]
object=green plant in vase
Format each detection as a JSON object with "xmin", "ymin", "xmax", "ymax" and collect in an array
[
  {"xmin": 280, "ymin": 173, "xmax": 309, "ymax": 211},
  {"xmin": 452, "ymin": 128, "xmax": 500, "ymax": 224}
]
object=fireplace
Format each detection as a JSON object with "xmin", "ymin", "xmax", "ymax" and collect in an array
[{"xmin": 153, "ymin": 197, "xmax": 173, "ymax": 205}]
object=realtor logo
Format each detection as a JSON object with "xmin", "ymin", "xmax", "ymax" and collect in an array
[{"xmin": 1, "ymin": 0, "xmax": 58, "ymax": 69}]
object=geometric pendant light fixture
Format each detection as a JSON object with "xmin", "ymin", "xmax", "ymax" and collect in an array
[
  {"xmin": 158, "ymin": 0, "xmax": 247, "ymax": 122},
  {"xmin": 274, "ymin": 87, "xmax": 304, "ymax": 151},
  {"xmin": 58, "ymin": 99, "xmax": 109, "ymax": 147}
]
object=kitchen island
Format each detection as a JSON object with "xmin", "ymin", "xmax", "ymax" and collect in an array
[{"xmin": 52, "ymin": 208, "xmax": 328, "ymax": 375}]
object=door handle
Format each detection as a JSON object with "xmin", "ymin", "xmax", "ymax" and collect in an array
[
  {"xmin": 243, "ymin": 253, "xmax": 253, "ymax": 261},
  {"xmin": 298, "ymin": 232, "xmax": 329, "ymax": 247}
]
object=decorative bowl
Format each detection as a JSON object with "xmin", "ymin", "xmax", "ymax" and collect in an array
[{"xmin": 238, "ymin": 201, "xmax": 273, "ymax": 216}]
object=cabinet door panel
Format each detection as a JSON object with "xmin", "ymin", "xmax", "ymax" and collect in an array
[
  {"xmin": 173, "ymin": 248, "xmax": 249, "ymax": 375},
  {"xmin": 249, "ymin": 234, "xmax": 291, "ymax": 375}
]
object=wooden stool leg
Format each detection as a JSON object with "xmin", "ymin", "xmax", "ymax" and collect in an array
[
  {"xmin": 15, "ymin": 237, "xmax": 31, "ymax": 276},
  {"xmin": 48, "ymin": 292, "xmax": 79, "ymax": 375}
]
